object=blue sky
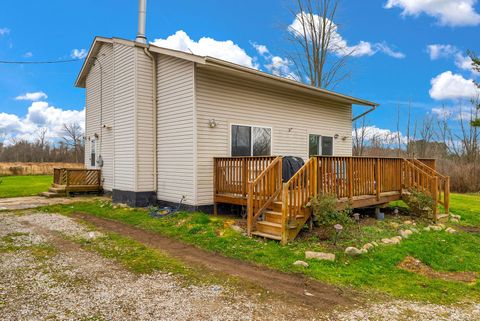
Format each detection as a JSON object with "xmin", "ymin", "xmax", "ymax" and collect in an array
[{"xmin": 0, "ymin": 0, "xmax": 479, "ymax": 142}]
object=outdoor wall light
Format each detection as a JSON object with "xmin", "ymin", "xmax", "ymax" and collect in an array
[
  {"xmin": 208, "ymin": 119, "xmax": 217, "ymax": 128},
  {"xmin": 342, "ymin": 136, "xmax": 347, "ymax": 141},
  {"xmin": 334, "ymin": 134, "xmax": 340, "ymax": 139}
]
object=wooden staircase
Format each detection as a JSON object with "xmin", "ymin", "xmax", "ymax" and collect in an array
[
  {"xmin": 40, "ymin": 168, "xmax": 102, "ymax": 198},
  {"xmin": 246, "ymin": 156, "xmax": 450, "ymax": 244}
]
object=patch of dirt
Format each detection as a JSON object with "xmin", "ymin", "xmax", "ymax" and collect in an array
[
  {"xmin": 398, "ymin": 256, "xmax": 478, "ymax": 284},
  {"xmin": 72, "ymin": 212, "xmax": 358, "ymax": 309},
  {"xmin": 458, "ymin": 225, "xmax": 480, "ymax": 234},
  {"xmin": 0, "ymin": 195, "xmax": 109, "ymax": 211}
]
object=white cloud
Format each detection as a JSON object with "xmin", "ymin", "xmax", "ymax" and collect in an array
[
  {"xmin": 288, "ymin": 13, "xmax": 405, "ymax": 59},
  {"xmin": 429, "ymin": 71, "xmax": 478, "ymax": 100},
  {"xmin": 15, "ymin": 91, "xmax": 48, "ymax": 102},
  {"xmin": 0, "ymin": 101, "xmax": 85, "ymax": 144},
  {"xmin": 0, "ymin": 27, "xmax": 10, "ymax": 36},
  {"xmin": 385, "ymin": 0, "xmax": 480, "ymax": 26},
  {"xmin": 352, "ymin": 125, "xmax": 405, "ymax": 144},
  {"xmin": 151, "ymin": 30, "xmax": 258, "ymax": 69},
  {"xmin": 427, "ymin": 44, "xmax": 478, "ymax": 75},
  {"xmin": 23, "ymin": 52, "xmax": 33, "ymax": 58},
  {"xmin": 427, "ymin": 44, "xmax": 457, "ymax": 60},
  {"xmin": 252, "ymin": 43, "xmax": 270, "ymax": 56},
  {"xmin": 71, "ymin": 48, "xmax": 87, "ymax": 59},
  {"xmin": 265, "ymin": 56, "xmax": 299, "ymax": 81}
]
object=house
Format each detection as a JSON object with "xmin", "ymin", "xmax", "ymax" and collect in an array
[
  {"xmin": 75, "ymin": 36, "xmax": 378, "ymax": 209},
  {"xmin": 73, "ymin": 1, "xmax": 449, "ymax": 243}
]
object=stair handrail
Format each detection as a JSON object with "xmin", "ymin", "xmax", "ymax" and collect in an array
[
  {"xmin": 280, "ymin": 157, "xmax": 317, "ymax": 244},
  {"xmin": 247, "ymin": 156, "xmax": 283, "ymax": 236},
  {"xmin": 403, "ymin": 159, "xmax": 443, "ymax": 220},
  {"xmin": 411, "ymin": 158, "xmax": 450, "ymax": 214}
]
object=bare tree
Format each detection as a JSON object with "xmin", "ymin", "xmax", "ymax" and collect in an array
[
  {"xmin": 62, "ymin": 122, "xmax": 84, "ymax": 163},
  {"xmin": 288, "ymin": 0, "xmax": 351, "ymax": 89},
  {"xmin": 353, "ymin": 117, "xmax": 368, "ymax": 156}
]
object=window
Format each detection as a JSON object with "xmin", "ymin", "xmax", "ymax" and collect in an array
[
  {"xmin": 90, "ymin": 139, "xmax": 96, "ymax": 167},
  {"xmin": 231, "ymin": 125, "xmax": 271, "ymax": 156},
  {"xmin": 309, "ymin": 134, "xmax": 333, "ymax": 156}
]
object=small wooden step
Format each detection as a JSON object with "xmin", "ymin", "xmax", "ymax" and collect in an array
[
  {"xmin": 271, "ymin": 201, "xmax": 282, "ymax": 211},
  {"xmin": 49, "ymin": 187, "xmax": 66, "ymax": 193},
  {"xmin": 256, "ymin": 221, "xmax": 282, "ymax": 235},
  {"xmin": 40, "ymin": 192, "xmax": 64, "ymax": 198},
  {"xmin": 264, "ymin": 210, "xmax": 282, "ymax": 224},
  {"xmin": 251, "ymin": 231, "xmax": 282, "ymax": 241}
]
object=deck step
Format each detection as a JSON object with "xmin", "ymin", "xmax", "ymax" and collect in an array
[
  {"xmin": 256, "ymin": 221, "xmax": 282, "ymax": 235},
  {"xmin": 40, "ymin": 192, "xmax": 64, "ymax": 198},
  {"xmin": 49, "ymin": 187, "xmax": 66, "ymax": 193},
  {"xmin": 251, "ymin": 231, "xmax": 282, "ymax": 241},
  {"xmin": 264, "ymin": 211, "xmax": 282, "ymax": 224}
]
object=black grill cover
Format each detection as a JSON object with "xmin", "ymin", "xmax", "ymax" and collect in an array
[{"xmin": 282, "ymin": 156, "xmax": 305, "ymax": 182}]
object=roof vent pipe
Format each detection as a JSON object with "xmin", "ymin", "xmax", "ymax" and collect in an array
[{"xmin": 135, "ymin": 0, "xmax": 147, "ymax": 44}]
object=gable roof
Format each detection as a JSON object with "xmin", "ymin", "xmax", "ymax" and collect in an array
[{"xmin": 75, "ymin": 36, "xmax": 378, "ymax": 107}]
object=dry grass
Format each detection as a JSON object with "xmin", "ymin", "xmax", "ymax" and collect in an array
[{"xmin": 0, "ymin": 162, "xmax": 83, "ymax": 176}]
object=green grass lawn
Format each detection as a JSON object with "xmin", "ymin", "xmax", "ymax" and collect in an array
[
  {"xmin": 0, "ymin": 175, "xmax": 52, "ymax": 198},
  {"xmin": 40, "ymin": 193, "xmax": 480, "ymax": 304}
]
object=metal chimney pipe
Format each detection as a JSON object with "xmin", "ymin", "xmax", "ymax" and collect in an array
[{"xmin": 135, "ymin": 0, "xmax": 147, "ymax": 44}]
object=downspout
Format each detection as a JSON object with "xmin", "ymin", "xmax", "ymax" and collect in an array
[
  {"xmin": 144, "ymin": 47, "xmax": 158, "ymax": 193},
  {"xmin": 352, "ymin": 105, "xmax": 377, "ymax": 122}
]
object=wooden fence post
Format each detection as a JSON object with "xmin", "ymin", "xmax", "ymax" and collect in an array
[{"xmin": 375, "ymin": 158, "xmax": 381, "ymax": 201}]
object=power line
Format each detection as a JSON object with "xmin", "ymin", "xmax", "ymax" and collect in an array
[{"xmin": 0, "ymin": 58, "xmax": 84, "ymax": 65}]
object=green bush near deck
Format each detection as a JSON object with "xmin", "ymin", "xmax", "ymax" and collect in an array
[
  {"xmin": 0, "ymin": 175, "xmax": 52, "ymax": 198},
  {"xmin": 41, "ymin": 193, "xmax": 480, "ymax": 304}
]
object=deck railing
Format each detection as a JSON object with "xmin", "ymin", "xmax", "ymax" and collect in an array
[
  {"xmin": 281, "ymin": 157, "xmax": 317, "ymax": 243},
  {"xmin": 247, "ymin": 156, "xmax": 283, "ymax": 235},
  {"xmin": 53, "ymin": 168, "xmax": 101, "ymax": 187},
  {"xmin": 214, "ymin": 157, "xmax": 277, "ymax": 198}
]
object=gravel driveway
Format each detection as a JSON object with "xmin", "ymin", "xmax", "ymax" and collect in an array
[{"xmin": 0, "ymin": 211, "xmax": 479, "ymax": 321}]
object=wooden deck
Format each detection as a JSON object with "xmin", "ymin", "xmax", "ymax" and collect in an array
[
  {"xmin": 42, "ymin": 168, "xmax": 102, "ymax": 197},
  {"xmin": 214, "ymin": 156, "xmax": 450, "ymax": 244}
]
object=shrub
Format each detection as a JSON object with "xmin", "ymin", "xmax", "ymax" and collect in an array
[
  {"xmin": 309, "ymin": 193, "xmax": 353, "ymax": 227},
  {"xmin": 402, "ymin": 188, "xmax": 435, "ymax": 218}
]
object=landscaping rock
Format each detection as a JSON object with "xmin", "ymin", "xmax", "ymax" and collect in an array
[
  {"xmin": 429, "ymin": 225, "xmax": 442, "ymax": 231},
  {"xmin": 451, "ymin": 214, "xmax": 461, "ymax": 220},
  {"xmin": 293, "ymin": 260, "xmax": 309, "ymax": 268},
  {"xmin": 399, "ymin": 229, "xmax": 413, "ymax": 239},
  {"xmin": 382, "ymin": 237, "xmax": 401, "ymax": 245},
  {"xmin": 437, "ymin": 223, "xmax": 446, "ymax": 230},
  {"xmin": 445, "ymin": 227, "xmax": 457, "ymax": 234},
  {"xmin": 410, "ymin": 228, "xmax": 419, "ymax": 234},
  {"xmin": 305, "ymin": 251, "xmax": 335, "ymax": 261},
  {"xmin": 371, "ymin": 241, "xmax": 379, "ymax": 247},
  {"xmin": 423, "ymin": 226, "xmax": 431, "ymax": 232},
  {"xmin": 345, "ymin": 247, "xmax": 365, "ymax": 256},
  {"xmin": 389, "ymin": 222, "xmax": 400, "ymax": 229},
  {"xmin": 451, "ymin": 218, "xmax": 460, "ymax": 223},
  {"xmin": 230, "ymin": 225, "xmax": 244, "ymax": 233},
  {"xmin": 362, "ymin": 243, "xmax": 375, "ymax": 251},
  {"xmin": 403, "ymin": 220, "xmax": 413, "ymax": 225}
]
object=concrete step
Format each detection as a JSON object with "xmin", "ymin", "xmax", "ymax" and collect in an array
[
  {"xmin": 49, "ymin": 187, "xmax": 66, "ymax": 193},
  {"xmin": 437, "ymin": 213, "xmax": 449, "ymax": 222}
]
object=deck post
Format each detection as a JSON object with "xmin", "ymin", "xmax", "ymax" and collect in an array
[
  {"xmin": 242, "ymin": 159, "xmax": 248, "ymax": 198},
  {"xmin": 313, "ymin": 157, "xmax": 318, "ymax": 196},
  {"xmin": 444, "ymin": 176, "xmax": 450, "ymax": 214},
  {"xmin": 375, "ymin": 158, "xmax": 381, "ymax": 201},
  {"xmin": 432, "ymin": 176, "xmax": 439, "ymax": 221},
  {"xmin": 348, "ymin": 157, "xmax": 353, "ymax": 200},
  {"xmin": 247, "ymin": 182, "xmax": 253, "ymax": 236},
  {"xmin": 281, "ymin": 183, "xmax": 289, "ymax": 245}
]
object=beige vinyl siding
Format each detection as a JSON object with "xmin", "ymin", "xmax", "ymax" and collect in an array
[
  {"xmin": 156, "ymin": 55, "xmax": 196, "ymax": 204},
  {"xmin": 134, "ymin": 47, "xmax": 155, "ymax": 191},
  {"xmin": 195, "ymin": 67, "xmax": 353, "ymax": 205},
  {"xmin": 84, "ymin": 43, "xmax": 114, "ymax": 191},
  {"xmin": 113, "ymin": 42, "xmax": 136, "ymax": 191}
]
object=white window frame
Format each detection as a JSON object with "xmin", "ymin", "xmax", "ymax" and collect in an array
[
  {"xmin": 308, "ymin": 133, "xmax": 334, "ymax": 156},
  {"xmin": 229, "ymin": 123, "xmax": 273, "ymax": 157}
]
